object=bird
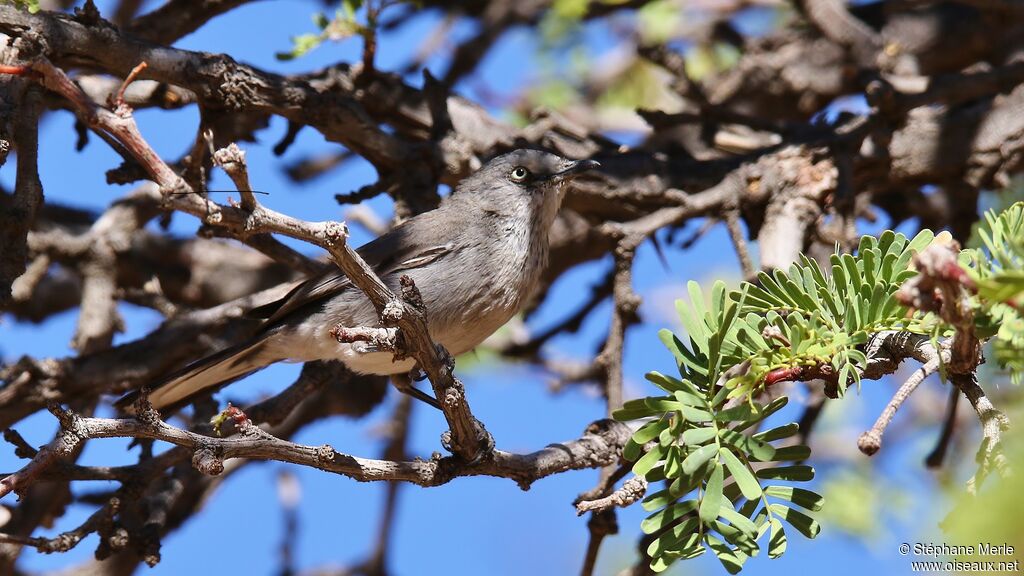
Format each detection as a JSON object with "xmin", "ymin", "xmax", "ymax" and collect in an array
[{"xmin": 116, "ymin": 149, "xmax": 599, "ymax": 413}]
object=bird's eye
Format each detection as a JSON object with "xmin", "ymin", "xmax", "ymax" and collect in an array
[{"xmin": 509, "ymin": 166, "xmax": 530, "ymax": 182}]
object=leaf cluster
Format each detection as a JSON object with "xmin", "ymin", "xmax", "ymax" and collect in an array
[
  {"xmin": 963, "ymin": 202, "xmax": 1024, "ymax": 383},
  {"xmin": 614, "ymin": 283, "xmax": 822, "ymax": 573},
  {"xmin": 615, "ymin": 203, "xmax": 1024, "ymax": 571},
  {"xmin": 616, "ymin": 229, "xmax": 938, "ymax": 572},
  {"xmin": 730, "ymin": 230, "xmax": 936, "ymax": 398},
  {"xmin": 276, "ymin": 0, "xmax": 370, "ymax": 61},
  {"xmin": 2, "ymin": 0, "xmax": 39, "ymax": 14}
]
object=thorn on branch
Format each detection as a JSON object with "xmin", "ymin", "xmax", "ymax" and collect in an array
[{"xmin": 112, "ymin": 61, "xmax": 148, "ymax": 110}]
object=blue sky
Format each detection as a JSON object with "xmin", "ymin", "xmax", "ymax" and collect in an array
[{"xmin": 0, "ymin": 1, "xmax": 974, "ymax": 574}]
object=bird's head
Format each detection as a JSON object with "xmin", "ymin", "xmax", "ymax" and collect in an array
[{"xmin": 454, "ymin": 149, "xmax": 600, "ymax": 222}]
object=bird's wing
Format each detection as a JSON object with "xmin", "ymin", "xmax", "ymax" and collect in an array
[{"xmin": 249, "ymin": 215, "xmax": 455, "ymax": 328}]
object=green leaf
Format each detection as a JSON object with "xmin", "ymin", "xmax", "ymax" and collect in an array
[
  {"xmin": 731, "ymin": 397, "xmax": 790, "ymax": 432},
  {"xmin": 688, "ymin": 280, "xmax": 709, "ymax": 326},
  {"xmin": 674, "ymin": 389, "xmax": 710, "ymax": 408},
  {"xmin": 613, "ymin": 398, "xmax": 655, "ymax": 421},
  {"xmin": 641, "ymin": 499, "xmax": 699, "ymax": 534},
  {"xmin": 646, "ymin": 371, "xmax": 684, "ymax": 393},
  {"xmin": 756, "ymin": 465, "xmax": 815, "ymax": 481},
  {"xmin": 735, "ymin": 321, "xmax": 771, "ymax": 351},
  {"xmin": 664, "ymin": 445, "xmax": 682, "ymax": 478},
  {"xmin": 644, "ymin": 397, "xmax": 685, "ymax": 412},
  {"xmin": 623, "ymin": 438, "xmax": 642, "ymax": 462},
  {"xmin": 646, "ymin": 465, "xmax": 667, "ymax": 483},
  {"xmin": 711, "ymin": 280, "xmax": 727, "ymax": 321},
  {"xmin": 633, "ymin": 443, "xmax": 666, "ymax": 477},
  {"xmin": 633, "ymin": 419, "xmax": 668, "ymax": 444},
  {"xmin": 762, "ymin": 445, "xmax": 812, "ymax": 462},
  {"xmin": 9, "ymin": 0, "xmax": 40, "ymax": 12},
  {"xmin": 764, "ymin": 486, "xmax": 825, "ymax": 511},
  {"xmin": 682, "ymin": 443, "xmax": 719, "ymax": 475},
  {"xmin": 714, "ymin": 403, "xmax": 756, "ymax": 421},
  {"xmin": 768, "ymin": 518, "xmax": 788, "ymax": 558},
  {"xmin": 642, "ymin": 489, "xmax": 675, "ymax": 512},
  {"xmin": 752, "ymin": 422, "xmax": 800, "ymax": 442},
  {"xmin": 312, "ymin": 12, "xmax": 330, "ymax": 29},
  {"xmin": 647, "ymin": 517, "xmax": 700, "ymax": 556},
  {"xmin": 706, "ymin": 534, "xmax": 747, "ymax": 574},
  {"xmin": 863, "ymin": 246, "xmax": 878, "ymax": 288},
  {"xmin": 676, "ymin": 299, "xmax": 709, "ymax": 357},
  {"xmin": 700, "ymin": 461, "xmax": 725, "ymax": 523},
  {"xmin": 718, "ymin": 504, "xmax": 759, "ymax": 538},
  {"xmin": 657, "ymin": 330, "xmax": 710, "ymax": 379},
  {"xmin": 769, "ymin": 503, "xmax": 821, "ymax": 539},
  {"xmin": 719, "ymin": 447, "xmax": 762, "ymax": 500},
  {"xmin": 649, "ymin": 556, "xmax": 674, "ymax": 573},
  {"xmin": 624, "ymin": 419, "xmax": 668, "ymax": 461},
  {"xmin": 719, "ymin": 430, "xmax": 777, "ymax": 461},
  {"xmin": 906, "ymin": 229, "xmax": 936, "ymax": 261},
  {"xmin": 276, "ymin": 33, "xmax": 324, "ymax": 61},
  {"xmin": 672, "ymin": 464, "xmax": 707, "ymax": 498},
  {"xmin": 867, "ymin": 283, "xmax": 885, "ymax": 323},
  {"xmin": 682, "ymin": 426, "xmax": 717, "ymax": 445},
  {"xmin": 713, "ymin": 519, "xmax": 759, "ymax": 556}
]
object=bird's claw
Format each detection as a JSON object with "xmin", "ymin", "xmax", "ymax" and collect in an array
[
  {"xmin": 435, "ymin": 345, "xmax": 456, "ymax": 373},
  {"xmin": 439, "ymin": 421, "xmax": 495, "ymax": 465}
]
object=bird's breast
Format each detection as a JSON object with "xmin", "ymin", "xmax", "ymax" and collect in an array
[{"xmin": 419, "ymin": 215, "xmax": 546, "ymax": 356}]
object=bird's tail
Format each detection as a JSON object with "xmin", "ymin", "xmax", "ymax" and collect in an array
[{"xmin": 115, "ymin": 336, "xmax": 281, "ymax": 414}]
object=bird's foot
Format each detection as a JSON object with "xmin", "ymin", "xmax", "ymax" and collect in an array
[
  {"xmin": 394, "ymin": 371, "xmax": 441, "ymax": 410},
  {"xmin": 440, "ymin": 420, "xmax": 495, "ymax": 465},
  {"xmin": 435, "ymin": 344, "xmax": 456, "ymax": 374}
]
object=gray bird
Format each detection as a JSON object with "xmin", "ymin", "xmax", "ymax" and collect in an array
[{"xmin": 117, "ymin": 149, "xmax": 599, "ymax": 412}]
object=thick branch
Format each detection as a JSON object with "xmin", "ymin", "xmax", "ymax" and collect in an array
[{"xmin": 0, "ymin": 84, "xmax": 42, "ymax": 309}]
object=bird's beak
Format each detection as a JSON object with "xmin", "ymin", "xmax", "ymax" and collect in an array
[{"xmin": 551, "ymin": 159, "xmax": 600, "ymax": 181}]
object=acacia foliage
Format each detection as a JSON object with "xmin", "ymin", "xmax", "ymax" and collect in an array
[{"xmin": 617, "ymin": 203, "xmax": 1024, "ymax": 573}]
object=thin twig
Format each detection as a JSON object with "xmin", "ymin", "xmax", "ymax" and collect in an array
[
  {"xmin": 858, "ymin": 356, "xmax": 940, "ymax": 455},
  {"xmin": 113, "ymin": 61, "xmax": 148, "ymax": 108},
  {"xmin": 724, "ymin": 209, "xmax": 756, "ymax": 278},
  {"xmin": 925, "ymin": 385, "xmax": 960, "ymax": 468},
  {"xmin": 0, "ymin": 498, "xmax": 119, "ymax": 554}
]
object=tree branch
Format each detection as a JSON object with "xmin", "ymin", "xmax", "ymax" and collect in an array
[{"xmin": 3, "ymin": 405, "xmax": 631, "ymax": 492}]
